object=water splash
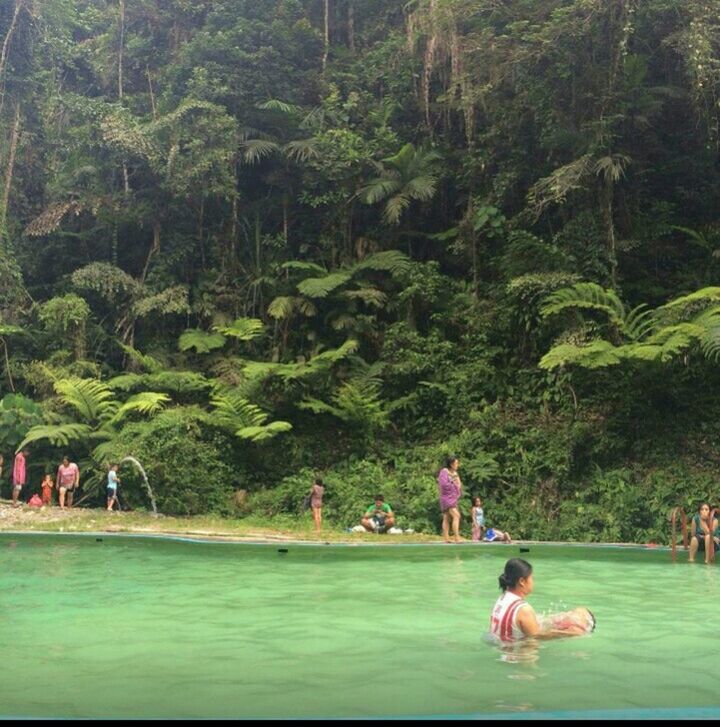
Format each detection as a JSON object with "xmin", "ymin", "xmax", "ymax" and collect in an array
[{"xmin": 119, "ymin": 456, "xmax": 158, "ymax": 517}]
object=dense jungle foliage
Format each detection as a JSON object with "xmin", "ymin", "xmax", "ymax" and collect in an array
[{"xmin": 3, "ymin": 0, "xmax": 720, "ymax": 542}]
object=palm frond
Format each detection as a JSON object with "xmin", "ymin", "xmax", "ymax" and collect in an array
[
  {"xmin": 284, "ymin": 138, "xmax": 321, "ymax": 162},
  {"xmin": 356, "ymin": 178, "xmax": 402, "ymax": 205},
  {"xmin": 240, "ymin": 139, "xmax": 281, "ymax": 164},
  {"xmin": 403, "ymin": 174, "xmax": 437, "ymax": 201},
  {"xmin": 383, "ymin": 194, "xmax": 411, "ymax": 225},
  {"xmin": 256, "ymin": 99, "xmax": 301, "ymax": 115}
]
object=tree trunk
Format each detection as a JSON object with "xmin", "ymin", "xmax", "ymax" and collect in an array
[
  {"xmin": 322, "ymin": 0, "xmax": 329, "ymax": 73},
  {"xmin": 348, "ymin": 1, "xmax": 355, "ymax": 52},
  {"xmin": 1, "ymin": 102, "xmax": 21, "ymax": 232},
  {"xmin": 0, "ymin": 0, "xmax": 23, "ymax": 114},
  {"xmin": 198, "ymin": 197, "xmax": 206, "ymax": 269},
  {"xmin": 141, "ymin": 221, "xmax": 161, "ymax": 283},
  {"xmin": 282, "ymin": 193, "xmax": 289, "ymax": 247},
  {"xmin": 604, "ymin": 185, "xmax": 618, "ymax": 288},
  {"xmin": 118, "ymin": 0, "xmax": 125, "ymax": 101},
  {"xmin": 118, "ymin": 0, "xmax": 130, "ymax": 193},
  {"xmin": 1, "ymin": 337, "xmax": 15, "ymax": 392},
  {"xmin": 146, "ymin": 65, "xmax": 157, "ymax": 120}
]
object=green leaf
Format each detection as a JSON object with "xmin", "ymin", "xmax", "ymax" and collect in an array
[
  {"xmin": 213, "ymin": 318, "xmax": 264, "ymax": 341},
  {"xmin": 178, "ymin": 329, "xmax": 227, "ymax": 354}
]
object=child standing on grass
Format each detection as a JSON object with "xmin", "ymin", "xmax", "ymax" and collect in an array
[
  {"xmin": 41, "ymin": 474, "xmax": 53, "ymax": 506},
  {"xmin": 107, "ymin": 464, "xmax": 120, "ymax": 511},
  {"xmin": 471, "ymin": 496, "xmax": 486, "ymax": 542},
  {"xmin": 310, "ymin": 477, "xmax": 325, "ymax": 534}
]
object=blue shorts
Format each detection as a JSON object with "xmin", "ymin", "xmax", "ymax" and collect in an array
[{"xmin": 107, "ymin": 487, "xmax": 117, "ymax": 499}]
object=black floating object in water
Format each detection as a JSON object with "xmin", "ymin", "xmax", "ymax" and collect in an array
[
  {"xmin": 278, "ymin": 548, "xmax": 288, "ymax": 554},
  {"xmin": 96, "ymin": 538, "xmax": 103, "ymax": 542},
  {"xmin": 519, "ymin": 547, "xmax": 530, "ymax": 553}
]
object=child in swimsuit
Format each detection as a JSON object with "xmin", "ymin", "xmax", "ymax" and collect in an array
[{"xmin": 471, "ymin": 496, "xmax": 486, "ymax": 541}]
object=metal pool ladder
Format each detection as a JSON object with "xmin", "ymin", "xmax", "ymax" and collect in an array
[{"xmin": 669, "ymin": 507, "xmax": 687, "ymax": 562}]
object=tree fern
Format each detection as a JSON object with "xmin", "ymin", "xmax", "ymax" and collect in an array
[
  {"xmin": 209, "ymin": 388, "xmax": 291, "ymax": 442},
  {"xmin": 54, "ymin": 378, "xmax": 118, "ymax": 423},
  {"xmin": 658, "ymin": 287, "xmax": 720, "ymax": 311},
  {"xmin": 299, "ymin": 378, "xmax": 389, "ymax": 432},
  {"xmin": 539, "ymin": 340, "xmax": 624, "ymax": 370},
  {"xmin": 540, "ymin": 283, "xmax": 626, "ymax": 326},
  {"xmin": 178, "ymin": 329, "xmax": 227, "ymax": 354},
  {"xmin": 17, "ymin": 423, "xmax": 94, "ymax": 450},
  {"xmin": 342, "ymin": 287, "xmax": 389, "ymax": 308},
  {"xmin": 236, "ymin": 421, "xmax": 293, "ymax": 442},
  {"xmin": 267, "ymin": 296, "xmax": 296, "ymax": 319},
  {"xmin": 110, "ymin": 392, "xmax": 171, "ymax": 423},
  {"xmin": 213, "ymin": 317, "xmax": 264, "ymax": 341},
  {"xmin": 118, "ymin": 344, "xmax": 164, "ymax": 373},
  {"xmin": 297, "ymin": 271, "xmax": 353, "ymax": 298},
  {"xmin": 354, "ymin": 250, "xmax": 411, "ymax": 276}
]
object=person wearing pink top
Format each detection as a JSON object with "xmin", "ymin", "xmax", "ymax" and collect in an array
[
  {"xmin": 56, "ymin": 456, "xmax": 80, "ymax": 509},
  {"xmin": 437, "ymin": 455, "xmax": 462, "ymax": 543},
  {"xmin": 12, "ymin": 449, "xmax": 29, "ymax": 507}
]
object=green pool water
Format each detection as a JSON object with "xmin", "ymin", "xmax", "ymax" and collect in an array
[{"xmin": 1, "ymin": 533, "xmax": 717, "ymax": 719}]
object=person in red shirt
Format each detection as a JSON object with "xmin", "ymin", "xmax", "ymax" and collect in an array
[{"xmin": 12, "ymin": 449, "xmax": 29, "ymax": 507}]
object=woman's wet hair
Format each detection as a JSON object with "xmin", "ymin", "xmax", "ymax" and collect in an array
[
  {"xmin": 314, "ymin": 477, "xmax": 324, "ymax": 487},
  {"xmin": 498, "ymin": 558, "xmax": 533, "ymax": 591},
  {"xmin": 445, "ymin": 455, "xmax": 458, "ymax": 469}
]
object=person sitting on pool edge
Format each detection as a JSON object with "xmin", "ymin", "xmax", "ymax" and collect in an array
[
  {"xmin": 361, "ymin": 495, "xmax": 395, "ymax": 533},
  {"xmin": 688, "ymin": 502, "xmax": 720, "ymax": 564}
]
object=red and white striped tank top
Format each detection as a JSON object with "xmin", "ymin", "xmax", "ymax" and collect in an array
[{"xmin": 489, "ymin": 591, "xmax": 530, "ymax": 642}]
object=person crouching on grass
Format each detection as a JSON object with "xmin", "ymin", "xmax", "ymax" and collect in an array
[{"xmin": 107, "ymin": 464, "xmax": 120, "ymax": 511}]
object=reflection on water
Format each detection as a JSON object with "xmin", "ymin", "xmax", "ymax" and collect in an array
[{"xmin": 499, "ymin": 640, "xmax": 541, "ymax": 665}]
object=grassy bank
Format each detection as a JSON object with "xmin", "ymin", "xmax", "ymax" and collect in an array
[{"xmin": 0, "ymin": 502, "xmax": 445, "ymax": 543}]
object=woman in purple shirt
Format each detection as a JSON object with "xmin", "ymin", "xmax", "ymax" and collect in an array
[{"xmin": 438, "ymin": 455, "xmax": 462, "ymax": 543}]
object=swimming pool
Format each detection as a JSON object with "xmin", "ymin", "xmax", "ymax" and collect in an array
[{"xmin": 1, "ymin": 534, "xmax": 717, "ymax": 719}]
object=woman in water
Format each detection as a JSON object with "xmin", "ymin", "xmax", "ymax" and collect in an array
[
  {"xmin": 688, "ymin": 502, "xmax": 719, "ymax": 564},
  {"xmin": 437, "ymin": 456, "xmax": 462, "ymax": 543},
  {"xmin": 489, "ymin": 558, "xmax": 595, "ymax": 642}
]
